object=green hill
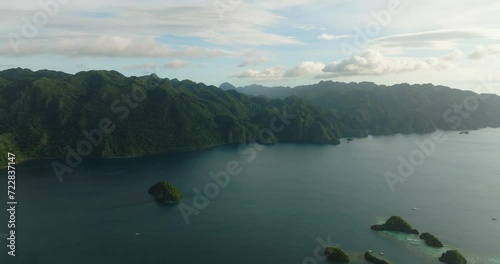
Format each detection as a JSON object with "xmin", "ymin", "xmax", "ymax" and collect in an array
[
  {"xmin": 0, "ymin": 68, "xmax": 341, "ymax": 167},
  {"xmin": 2, "ymin": 68, "xmax": 500, "ymax": 168}
]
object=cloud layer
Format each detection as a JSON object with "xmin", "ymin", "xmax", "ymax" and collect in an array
[
  {"xmin": 1, "ymin": 0, "xmax": 500, "ymax": 91},
  {"xmin": 237, "ymin": 49, "xmax": 468, "ymax": 80}
]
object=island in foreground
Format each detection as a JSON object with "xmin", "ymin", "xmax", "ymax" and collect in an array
[
  {"xmin": 370, "ymin": 216, "xmax": 419, "ymax": 234},
  {"xmin": 364, "ymin": 251, "xmax": 390, "ymax": 264},
  {"xmin": 420, "ymin": 232, "xmax": 444, "ymax": 248},
  {"xmin": 148, "ymin": 181, "xmax": 183, "ymax": 203},
  {"xmin": 439, "ymin": 250, "xmax": 467, "ymax": 264},
  {"xmin": 324, "ymin": 247, "xmax": 350, "ymax": 262}
]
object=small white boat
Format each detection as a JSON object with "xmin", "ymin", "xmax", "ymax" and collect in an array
[
  {"xmin": 380, "ymin": 252, "xmax": 384, "ymax": 256},
  {"xmin": 368, "ymin": 250, "xmax": 373, "ymax": 253},
  {"xmin": 412, "ymin": 208, "xmax": 417, "ymax": 210}
]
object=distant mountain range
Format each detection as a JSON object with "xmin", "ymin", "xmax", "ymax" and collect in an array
[
  {"xmin": 219, "ymin": 82, "xmax": 294, "ymax": 99},
  {"xmin": 1, "ymin": 68, "xmax": 499, "ymax": 167},
  {"xmin": 220, "ymin": 81, "xmax": 500, "ymax": 136}
]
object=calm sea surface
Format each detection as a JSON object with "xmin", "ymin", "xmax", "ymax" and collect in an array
[{"xmin": 1, "ymin": 128, "xmax": 500, "ymax": 264}]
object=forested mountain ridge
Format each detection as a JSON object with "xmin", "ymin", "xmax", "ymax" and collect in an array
[
  {"xmin": 222, "ymin": 81, "xmax": 500, "ymax": 136},
  {"xmin": 0, "ymin": 69, "xmax": 341, "ymax": 167},
  {"xmin": 1, "ymin": 68, "xmax": 499, "ymax": 167}
]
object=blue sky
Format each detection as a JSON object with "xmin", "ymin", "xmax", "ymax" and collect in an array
[{"xmin": 1, "ymin": 0, "xmax": 500, "ymax": 93}]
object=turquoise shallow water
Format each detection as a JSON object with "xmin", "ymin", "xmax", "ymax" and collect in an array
[{"xmin": 1, "ymin": 128, "xmax": 500, "ymax": 264}]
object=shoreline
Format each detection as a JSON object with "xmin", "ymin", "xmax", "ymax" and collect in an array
[{"xmin": 2, "ymin": 126, "xmax": 498, "ymax": 170}]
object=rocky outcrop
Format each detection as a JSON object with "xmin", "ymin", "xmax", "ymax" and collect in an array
[
  {"xmin": 364, "ymin": 251, "xmax": 390, "ymax": 264},
  {"xmin": 324, "ymin": 247, "xmax": 350, "ymax": 262},
  {"xmin": 148, "ymin": 181, "xmax": 183, "ymax": 203},
  {"xmin": 439, "ymin": 250, "xmax": 467, "ymax": 264},
  {"xmin": 371, "ymin": 216, "xmax": 419, "ymax": 234},
  {"xmin": 419, "ymin": 232, "xmax": 443, "ymax": 248}
]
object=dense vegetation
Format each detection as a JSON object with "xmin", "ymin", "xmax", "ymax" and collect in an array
[
  {"xmin": 371, "ymin": 216, "xmax": 419, "ymax": 234},
  {"xmin": 439, "ymin": 250, "xmax": 467, "ymax": 264},
  {"xmin": 364, "ymin": 251, "xmax": 390, "ymax": 264},
  {"xmin": 0, "ymin": 69, "xmax": 341, "ymax": 167},
  {"xmin": 371, "ymin": 217, "xmax": 468, "ymax": 263},
  {"xmin": 148, "ymin": 181, "xmax": 183, "ymax": 203},
  {"xmin": 222, "ymin": 81, "xmax": 500, "ymax": 137},
  {"xmin": 2, "ymin": 68, "xmax": 500, "ymax": 167},
  {"xmin": 419, "ymin": 232, "xmax": 444, "ymax": 248},
  {"xmin": 324, "ymin": 247, "xmax": 350, "ymax": 262}
]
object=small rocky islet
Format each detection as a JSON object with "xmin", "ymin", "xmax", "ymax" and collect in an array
[
  {"xmin": 146, "ymin": 186, "xmax": 466, "ymax": 264},
  {"xmin": 370, "ymin": 216, "xmax": 419, "ymax": 234},
  {"xmin": 370, "ymin": 216, "xmax": 466, "ymax": 263},
  {"xmin": 439, "ymin": 250, "xmax": 467, "ymax": 264},
  {"xmin": 420, "ymin": 232, "xmax": 444, "ymax": 248},
  {"xmin": 364, "ymin": 251, "xmax": 391, "ymax": 264},
  {"xmin": 148, "ymin": 181, "xmax": 183, "ymax": 203},
  {"xmin": 324, "ymin": 247, "xmax": 350, "ymax": 262}
]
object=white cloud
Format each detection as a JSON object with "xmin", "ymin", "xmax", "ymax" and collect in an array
[
  {"xmin": 123, "ymin": 60, "xmax": 192, "ymax": 71},
  {"xmin": 369, "ymin": 28, "xmax": 500, "ymax": 49},
  {"xmin": 284, "ymin": 61, "xmax": 325, "ymax": 77},
  {"xmin": 237, "ymin": 49, "xmax": 269, "ymax": 67},
  {"xmin": 247, "ymin": 0, "xmax": 316, "ymax": 10},
  {"xmin": 0, "ymin": 1, "xmax": 303, "ymax": 60},
  {"xmin": 441, "ymin": 50, "xmax": 465, "ymax": 61},
  {"xmin": 468, "ymin": 45, "xmax": 500, "ymax": 60},
  {"xmin": 296, "ymin": 25, "xmax": 327, "ymax": 31},
  {"xmin": 2, "ymin": 0, "xmax": 500, "ymax": 92},
  {"xmin": 321, "ymin": 49, "xmax": 462, "ymax": 77},
  {"xmin": 236, "ymin": 61, "xmax": 325, "ymax": 80},
  {"xmin": 238, "ymin": 58, "xmax": 268, "ymax": 68},
  {"xmin": 165, "ymin": 59, "xmax": 192, "ymax": 69},
  {"xmin": 0, "ymin": 36, "xmax": 233, "ymax": 58},
  {"xmin": 318, "ymin": 33, "xmax": 351, "ymax": 41},
  {"xmin": 235, "ymin": 65, "xmax": 287, "ymax": 80},
  {"xmin": 236, "ymin": 49, "xmax": 465, "ymax": 80},
  {"xmin": 123, "ymin": 63, "xmax": 159, "ymax": 70}
]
